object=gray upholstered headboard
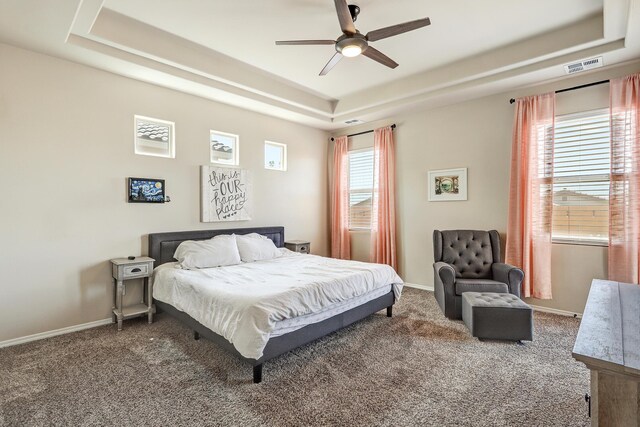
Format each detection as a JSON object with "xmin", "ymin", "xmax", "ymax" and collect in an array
[{"xmin": 148, "ymin": 226, "xmax": 285, "ymax": 266}]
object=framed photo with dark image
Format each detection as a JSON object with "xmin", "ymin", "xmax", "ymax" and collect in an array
[{"xmin": 128, "ymin": 177, "xmax": 166, "ymax": 203}]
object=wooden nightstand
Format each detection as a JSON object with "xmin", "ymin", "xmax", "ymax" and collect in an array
[
  {"xmin": 110, "ymin": 257, "xmax": 155, "ymax": 331},
  {"xmin": 285, "ymin": 240, "xmax": 310, "ymax": 254}
]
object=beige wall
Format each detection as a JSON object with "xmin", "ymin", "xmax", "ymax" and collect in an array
[
  {"xmin": 332, "ymin": 61, "xmax": 640, "ymax": 315},
  {"xmin": 0, "ymin": 43, "xmax": 329, "ymax": 342}
]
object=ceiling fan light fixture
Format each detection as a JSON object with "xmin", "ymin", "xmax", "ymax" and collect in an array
[
  {"xmin": 336, "ymin": 35, "xmax": 367, "ymax": 58},
  {"xmin": 275, "ymin": 2, "xmax": 431, "ymax": 75},
  {"xmin": 341, "ymin": 45, "xmax": 362, "ymax": 57}
]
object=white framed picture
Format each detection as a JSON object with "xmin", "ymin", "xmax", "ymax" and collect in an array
[
  {"xmin": 200, "ymin": 165, "xmax": 251, "ymax": 222},
  {"xmin": 134, "ymin": 115, "xmax": 175, "ymax": 158},
  {"xmin": 264, "ymin": 141, "xmax": 287, "ymax": 171},
  {"xmin": 210, "ymin": 130, "xmax": 239, "ymax": 166},
  {"xmin": 428, "ymin": 168, "xmax": 468, "ymax": 201}
]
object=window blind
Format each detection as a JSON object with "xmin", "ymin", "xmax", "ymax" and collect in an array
[
  {"xmin": 349, "ymin": 149, "xmax": 374, "ymax": 229},
  {"xmin": 552, "ymin": 108, "xmax": 610, "ymax": 244}
]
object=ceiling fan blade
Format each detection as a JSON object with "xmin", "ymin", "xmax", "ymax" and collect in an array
[
  {"xmin": 275, "ymin": 40, "xmax": 335, "ymax": 46},
  {"xmin": 362, "ymin": 47, "xmax": 398, "ymax": 69},
  {"xmin": 334, "ymin": 0, "xmax": 356, "ymax": 34},
  {"xmin": 319, "ymin": 52, "xmax": 343, "ymax": 76},
  {"xmin": 366, "ymin": 17, "xmax": 431, "ymax": 42}
]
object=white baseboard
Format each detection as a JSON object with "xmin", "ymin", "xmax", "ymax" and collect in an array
[
  {"xmin": 404, "ymin": 282, "xmax": 434, "ymax": 292},
  {"xmin": 403, "ymin": 283, "xmax": 582, "ymax": 318},
  {"xmin": 0, "ymin": 318, "xmax": 113, "ymax": 349},
  {"xmin": 529, "ymin": 304, "xmax": 582, "ymax": 318}
]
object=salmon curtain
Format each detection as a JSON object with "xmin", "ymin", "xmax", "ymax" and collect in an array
[
  {"xmin": 505, "ymin": 93, "xmax": 555, "ymax": 299},
  {"xmin": 370, "ymin": 126, "xmax": 397, "ymax": 271},
  {"xmin": 609, "ymin": 73, "xmax": 640, "ymax": 283},
  {"xmin": 331, "ymin": 136, "xmax": 351, "ymax": 259}
]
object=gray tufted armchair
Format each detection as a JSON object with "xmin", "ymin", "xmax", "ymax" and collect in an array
[{"xmin": 433, "ymin": 230, "xmax": 524, "ymax": 319}]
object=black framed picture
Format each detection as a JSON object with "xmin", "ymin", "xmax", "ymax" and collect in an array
[{"xmin": 128, "ymin": 177, "xmax": 165, "ymax": 203}]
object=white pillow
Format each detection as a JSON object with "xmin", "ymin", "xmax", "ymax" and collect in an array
[
  {"xmin": 173, "ymin": 234, "xmax": 241, "ymax": 269},
  {"xmin": 235, "ymin": 233, "xmax": 281, "ymax": 262},
  {"xmin": 242, "ymin": 233, "xmax": 269, "ymax": 240}
]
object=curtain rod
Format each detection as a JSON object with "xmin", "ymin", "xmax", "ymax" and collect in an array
[
  {"xmin": 330, "ymin": 124, "xmax": 396, "ymax": 141},
  {"xmin": 509, "ymin": 79, "xmax": 610, "ymax": 104}
]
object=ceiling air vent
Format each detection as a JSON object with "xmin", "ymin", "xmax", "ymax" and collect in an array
[
  {"xmin": 563, "ymin": 57, "xmax": 603, "ymax": 75},
  {"xmin": 344, "ymin": 119, "xmax": 365, "ymax": 125}
]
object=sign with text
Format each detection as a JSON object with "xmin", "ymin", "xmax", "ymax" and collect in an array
[{"xmin": 200, "ymin": 166, "xmax": 251, "ymax": 222}]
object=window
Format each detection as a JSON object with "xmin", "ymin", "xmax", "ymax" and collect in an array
[
  {"xmin": 264, "ymin": 141, "xmax": 287, "ymax": 171},
  {"xmin": 552, "ymin": 108, "xmax": 610, "ymax": 245},
  {"xmin": 348, "ymin": 149, "xmax": 374, "ymax": 229},
  {"xmin": 210, "ymin": 130, "xmax": 239, "ymax": 166},
  {"xmin": 134, "ymin": 115, "xmax": 175, "ymax": 158}
]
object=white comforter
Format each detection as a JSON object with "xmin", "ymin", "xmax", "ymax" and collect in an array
[{"xmin": 152, "ymin": 250, "xmax": 403, "ymax": 359}]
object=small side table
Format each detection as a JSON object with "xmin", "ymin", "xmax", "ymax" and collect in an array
[
  {"xmin": 285, "ymin": 240, "xmax": 310, "ymax": 254},
  {"xmin": 110, "ymin": 257, "xmax": 155, "ymax": 331}
]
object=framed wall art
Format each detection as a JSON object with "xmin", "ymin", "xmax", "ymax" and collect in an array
[
  {"xmin": 210, "ymin": 130, "xmax": 239, "ymax": 166},
  {"xmin": 428, "ymin": 168, "xmax": 468, "ymax": 201},
  {"xmin": 201, "ymin": 165, "xmax": 251, "ymax": 222},
  {"xmin": 128, "ymin": 177, "xmax": 166, "ymax": 203},
  {"xmin": 134, "ymin": 115, "xmax": 175, "ymax": 158}
]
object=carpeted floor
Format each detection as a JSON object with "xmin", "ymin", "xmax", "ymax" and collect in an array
[{"xmin": 0, "ymin": 288, "xmax": 589, "ymax": 426}]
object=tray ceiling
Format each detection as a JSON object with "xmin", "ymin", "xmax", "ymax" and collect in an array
[{"xmin": 0, "ymin": 0, "xmax": 637, "ymax": 129}]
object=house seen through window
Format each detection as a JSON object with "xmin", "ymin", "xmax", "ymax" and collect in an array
[
  {"xmin": 349, "ymin": 149, "xmax": 374, "ymax": 229},
  {"xmin": 552, "ymin": 108, "xmax": 610, "ymax": 245}
]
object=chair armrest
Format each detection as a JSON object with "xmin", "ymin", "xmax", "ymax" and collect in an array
[
  {"xmin": 434, "ymin": 262, "xmax": 456, "ymax": 286},
  {"xmin": 492, "ymin": 263, "xmax": 524, "ymax": 298}
]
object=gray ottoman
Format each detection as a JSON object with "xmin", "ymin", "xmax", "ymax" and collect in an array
[{"xmin": 462, "ymin": 292, "xmax": 533, "ymax": 342}]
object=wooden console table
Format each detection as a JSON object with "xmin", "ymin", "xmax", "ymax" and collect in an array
[{"xmin": 572, "ymin": 279, "xmax": 640, "ymax": 426}]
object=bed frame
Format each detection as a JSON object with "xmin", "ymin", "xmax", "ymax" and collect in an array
[{"xmin": 148, "ymin": 226, "xmax": 395, "ymax": 383}]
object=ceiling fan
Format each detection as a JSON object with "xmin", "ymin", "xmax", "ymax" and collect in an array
[{"xmin": 275, "ymin": 0, "xmax": 431, "ymax": 76}]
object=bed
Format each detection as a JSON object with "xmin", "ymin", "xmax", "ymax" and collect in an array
[{"xmin": 149, "ymin": 226, "xmax": 403, "ymax": 383}]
